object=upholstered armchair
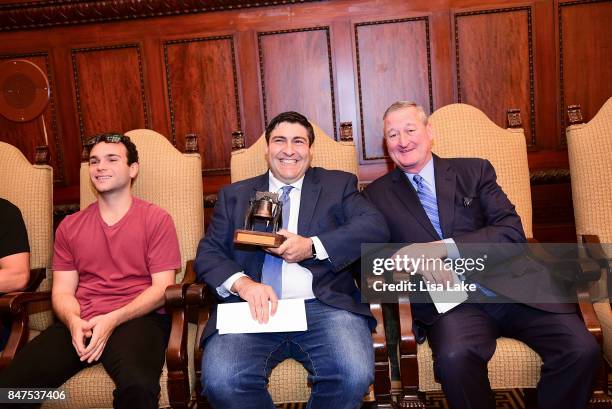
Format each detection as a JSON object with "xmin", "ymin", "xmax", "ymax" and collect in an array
[
  {"xmin": 190, "ymin": 123, "xmax": 394, "ymax": 408},
  {"xmin": 0, "ymin": 142, "xmax": 53, "ymax": 367},
  {"xmin": 0, "ymin": 130, "xmax": 203, "ymax": 408},
  {"xmin": 395, "ymin": 103, "xmax": 608, "ymax": 408},
  {"xmin": 567, "ymin": 98, "xmax": 612, "ymax": 370}
]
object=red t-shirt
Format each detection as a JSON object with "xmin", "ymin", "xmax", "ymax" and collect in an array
[{"xmin": 53, "ymin": 197, "xmax": 181, "ymax": 321}]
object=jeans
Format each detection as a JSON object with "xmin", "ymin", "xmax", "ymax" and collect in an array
[{"xmin": 202, "ymin": 299, "xmax": 374, "ymax": 409}]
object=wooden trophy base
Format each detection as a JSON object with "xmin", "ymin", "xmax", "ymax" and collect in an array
[{"xmin": 234, "ymin": 230, "xmax": 286, "ymax": 247}]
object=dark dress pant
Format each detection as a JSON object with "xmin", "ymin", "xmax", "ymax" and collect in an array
[
  {"xmin": 0, "ymin": 313, "xmax": 170, "ymax": 409},
  {"xmin": 426, "ymin": 303, "xmax": 601, "ymax": 409}
]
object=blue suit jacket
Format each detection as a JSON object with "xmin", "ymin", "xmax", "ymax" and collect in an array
[
  {"xmin": 195, "ymin": 167, "xmax": 390, "ymax": 341},
  {"xmin": 363, "ymin": 155, "xmax": 574, "ymax": 332}
]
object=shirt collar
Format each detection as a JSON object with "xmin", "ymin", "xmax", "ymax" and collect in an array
[
  {"xmin": 405, "ymin": 157, "xmax": 435, "ymax": 190},
  {"xmin": 268, "ymin": 171, "xmax": 304, "ymax": 193}
]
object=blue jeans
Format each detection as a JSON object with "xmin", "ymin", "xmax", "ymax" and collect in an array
[{"xmin": 202, "ymin": 299, "xmax": 374, "ymax": 409}]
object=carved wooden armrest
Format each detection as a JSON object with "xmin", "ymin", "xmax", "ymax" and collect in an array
[
  {"xmin": 393, "ymin": 302, "xmax": 421, "ymax": 403},
  {"xmin": 369, "ymin": 303, "xmax": 392, "ymax": 406},
  {"xmin": 186, "ymin": 283, "xmax": 210, "ymax": 348},
  {"xmin": 24, "ymin": 267, "xmax": 46, "ymax": 292},
  {"xmin": 0, "ymin": 290, "xmax": 51, "ymax": 314},
  {"xmin": 583, "ymin": 235, "xmax": 612, "ymax": 272},
  {"xmin": 165, "ymin": 259, "xmax": 196, "ymax": 371},
  {"xmin": 0, "ymin": 290, "xmax": 52, "ymax": 369},
  {"xmin": 576, "ymin": 281, "xmax": 603, "ymax": 345},
  {"xmin": 164, "ymin": 278, "xmax": 192, "ymax": 408}
]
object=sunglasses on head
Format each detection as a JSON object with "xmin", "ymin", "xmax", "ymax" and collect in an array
[{"xmin": 85, "ymin": 133, "xmax": 131, "ymax": 146}]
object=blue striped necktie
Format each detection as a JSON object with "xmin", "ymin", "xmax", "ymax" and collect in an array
[
  {"xmin": 413, "ymin": 174, "xmax": 443, "ymax": 239},
  {"xmin": 261, "ymin": 185, "xmax": 293, "ymax": 297},
  {"xmin": 413, "ymin": 175, "xmax": 496, "ymax": 296}
]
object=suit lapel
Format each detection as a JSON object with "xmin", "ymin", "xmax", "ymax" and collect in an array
[
  {"xmin": 433, "ymin": 155, "xmax": 456, "ymax": 240},
  {"xmin": 390, "ymin": 168, "xmax": 440, "ymax": 239},
  {"xmin": 253, "ymin": 172, "xmax": 269, "ymax": 193},
  {"xmin": 297, "ymin": 168, "xmax": 321, "ymax": 237}
]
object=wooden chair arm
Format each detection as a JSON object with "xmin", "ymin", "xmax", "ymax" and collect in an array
[
  {"xmin": 0, "ymin": 290, "xmax": 52, "ymax": 314},
  {"xmin": 0, "ymin": 290, "xmax": 51, "ymax": 370},
  {"xmin": 583, "ymin": 235, "xmax": 612, "ymax": 272},
  {"xmin": 164, "ymin": 281, "xmax": 191, "ymax": 408},
  {"xmin": 24, "ymin": 267, "xmax": 46, "ymax": 292},
  {"xmin": 187, "ymin": 283, "xmax": 211, "ymax": 353},
  {"xmin": 165, "ymin": 257, "xmax": 197, "ymax": 409},
  {"xmin": 576, "ymin": 282, "xmax": 603, "ymax": 345},
  {"xmin": 185, "ymin": 282, "xmax": 213, "ymax": 409},
  {"xmin": 369, "ymin": 303, "xmax": 392, "ymax": 406},
  {"xmin": 393, "ymin": 302, "xmax": 421, "ymax": 403},
  {"xmin": 180, "ymin": 260, "xmax": 196, "ymax": 285}
]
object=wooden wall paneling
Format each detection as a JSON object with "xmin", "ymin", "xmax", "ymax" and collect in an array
[
  {"xmin": 558, "ymin": 0, "xmax": 612, "ymax": 138},
  {"xmin": 0, "ymin": 52, "xmax": 64, "ymax": 183},
  {"xmin": 531, "ymin": 0, "xmax": 558, "ymax": 149},
  {"xmin": 235, "ymin": 30, "xmax": 264, "ymax": 148},
  {"xmin": 258, "ymin": 27, "xmax": 338, "ymax": 139},
  {"xmin": 354, "ymin": 16, "xmax": 433, "ymax": 162},
  {"xmin": 454, "ymin": 6, "xmax": 536, "ymax": 146},
  {"xmin": 163, "ymin": 35, "xmax": 241, "ymax": 174},
  {"xmin": 143, "ymin": 38, "xmax": 171, "ymax": 140},
  {"xmin": 531, "ymin": 181, "xmax": 576, "ymax": 242},
  {"xmin": 330, "ymin": 20, "xmax": 358, "ymax": 150},
  {"xmin": 71, "ymin": 44, "xmax": 149, "ymax": 143},
  {"xmin": 428, "ymin": 10, "xmax": 455, "ymax": 110}
]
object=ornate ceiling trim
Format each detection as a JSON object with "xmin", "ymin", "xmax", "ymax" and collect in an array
[{"xmin": 0, "ymin": 0, "xmax": 324, "ymax": 32}]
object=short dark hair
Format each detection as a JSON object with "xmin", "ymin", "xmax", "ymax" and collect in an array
[
  {"xmin": 85, "ymin": 132, "xmax": 139, "ymax": 165},
  {"xmin": 265, "ymin": 111, "xmax": 315, "ymax": 146}
]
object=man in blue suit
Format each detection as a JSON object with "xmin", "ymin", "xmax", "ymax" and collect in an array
[
  {"xmin": 363, "ymin": 101, "xmax": 600, "ymax": 409},
  {"xmin": 195, "ymin": 111, "xmax": 389, "ymax": 409}
]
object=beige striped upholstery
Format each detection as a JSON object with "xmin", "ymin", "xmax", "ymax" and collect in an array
[
  {"xmin": 567, "ymin": 97, "xmax": 612, "ymax": 364},
  {"xmin": 417, "ymin": 337, "xmax": 541, "ymax": 391},
  {"xmin": 46, "ymin": 129, "xmax": 204, "ymax": 408},
  {"xmin": 0, "ymin": 141, "xmax": 54, "ymax": 331},
  {"xmin": 416, "ymin": 103, "xmax": 541, "ymax": 391},
  {"xmin": 430, "ymin": 103, "xmax": 533, "ymax": 239},
  {"xmin": 229, "ymin": 123, "xmax": 358, "ymax": 403}
]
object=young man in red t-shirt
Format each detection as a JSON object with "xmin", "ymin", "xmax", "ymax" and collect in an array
[{"xmin": 0, "ymin": 133, "xmax": 181, "ymax": 409}]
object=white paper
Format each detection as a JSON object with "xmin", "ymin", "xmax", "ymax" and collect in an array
[
  {"xmin": 429, "ymin": 272, "xmax": 468, "ymax": 314},
  {"xmin": 216, "ymin": 298, "xmax": 308, "ymax": 334}
]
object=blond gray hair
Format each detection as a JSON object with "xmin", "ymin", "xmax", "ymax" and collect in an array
[{"xmin": 382, "ymin": 101, "xmax": 429, "ymax": 125}]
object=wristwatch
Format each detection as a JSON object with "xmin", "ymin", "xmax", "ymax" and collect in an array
[{"xmin": 311, "ymin": 241, "xmax": 317, "ymax": 259}]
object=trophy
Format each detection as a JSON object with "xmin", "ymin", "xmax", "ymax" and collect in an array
[{"xmin": 234, "ymin": 191, "xmax": 286, "ymax": 247}]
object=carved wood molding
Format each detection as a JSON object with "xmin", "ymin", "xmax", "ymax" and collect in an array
[
  {"xmin": 163, "ymin": 34, "xmax": 241, "ymax": 152},
  {"xmin": 231, "ymin": 130, "xmax": 245, "ymax": 151},
  {"xmin": 507, "ymin": 108, "xmax": 522, "ymax": 128},
  {"xmin": 0, "ymin": 0, "xmax": 324, "ymax": 32},
  {"xmin": 454, "ymin": 6, "xmax": 536, "ymax": 146},
  {"xmin": 339, "ymin": 121, "xmax": 354, "ymax": 142},
  {"xmin": 257, "ymin": 26, "xmax": 338, "ymax": 140},
  {"xmin": 354, "ymin": 16, "xmax": 433, "ymax": 161},
  {"xmin": 567, "ymin": 104, "xmax": 584, "ymax": 125},
  {"xmin": 0, "ymin": 51, "xmax": 64, "ymax": 183},
  {"xmin": 529, "ymin": 168, "xmax": 571, "ymax": 185},
  {"xmin": 71, "ymin": 43, "xmax": 149, "ymax": 143},
  {"xmin": 557, "ymin": 0, "xmax": 610, "ymax": 143}
]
